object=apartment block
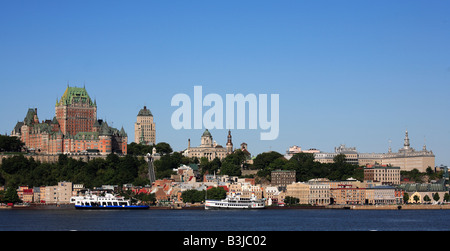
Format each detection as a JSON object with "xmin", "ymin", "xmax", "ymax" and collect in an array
[{"xmin": 364, "ymin": 165, "xmax": 401, "ymax": 185}]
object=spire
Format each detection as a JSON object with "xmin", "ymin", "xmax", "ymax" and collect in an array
[
  {"xmin": 404, "ymin": 129, "xmax": 410, "ymax": 150},
  {"xmin": 227, "ymin": 130, "xmax": 232, "ymax": 145},
  {"xmin": 226, "ymin": 130, "xmax": 233, "ymax": 154}
]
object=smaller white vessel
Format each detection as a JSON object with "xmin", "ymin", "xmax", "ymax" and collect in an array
[
  {"xmin": 205, "ymin": 194, "xmax": 265, "ymax": 210},
  {"xmin": 71, "ymin": 192, "xmax": 149, "ymax": 210}
]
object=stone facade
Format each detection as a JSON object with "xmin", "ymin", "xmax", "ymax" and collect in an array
[
  {"xmin": 184, "ymin": 129, "xmax": 232, "ymax": 161},
  {"xmin": 313, "ymin": 130, "xmax": 435, "ymax": 172}
]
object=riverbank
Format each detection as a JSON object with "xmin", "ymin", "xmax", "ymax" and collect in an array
[
  {"xmin": 326, "ymin": 204, "xmax": 450, "ymax": 210},
  {"xmin": 4, "ymin": 203, "xmax": 450, "ymax": 210}
]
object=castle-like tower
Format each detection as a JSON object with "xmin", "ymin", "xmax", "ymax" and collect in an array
[
  {"xmin": 55, "ymin": 85, "xmax": 97, "ymax": 136},
  {"xmin": 134, "ymin": 106, "xmax": 156, "ymax": 145}
]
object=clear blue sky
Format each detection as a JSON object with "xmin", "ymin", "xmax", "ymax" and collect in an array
[{"xmin": 1, "ymin": 1, "xmax": 449, "ymax": 165}]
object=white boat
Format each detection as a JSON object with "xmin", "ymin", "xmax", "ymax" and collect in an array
[
  {"xmin": 70, "ymin": 192, "xmax": 149, "ymax": 210},
  {"xmin": 205, "ymin": 194, "xmax": 265, "ymax": 210}
]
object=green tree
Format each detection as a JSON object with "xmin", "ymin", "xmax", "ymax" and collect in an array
[
  {"xmin": 333, "ymin": 154, "xmax": 347, "ymax": 165},
  {"xmin": 413, "ymin": 195, "xmax": 420, "ymax": 203},
  {"xmin": 284, "ymin": 196, "xmax": 299, "ymax": 206},
  {"xmin": 155, "ymin": 142, "xmax": 173, "ymax": 155},
  {"xmin": 0, "ymin": 135, "xmax": 24, "ymax": 152},
  {"xmin": 433, "ymin": 193, "xmax": 440, "ymax": 203},
  {"xmin": 181, "ymin": 189, "xmax": 205, "ymax": 203},
  {"xmin": 220, "ymin": 161, "xmax": 241, "ymax": 176},
  {"xmin": 444, "ymin": 193, "xmax": 450, "ymax": 203},
  {"xmin": 3, "ymin": 187, "xmax": 21, "ymax": 204},
  {"xmin": 252, "ymin": 151, "xmax": 283, "ymax": 170},
  {"xmin": 403, "ymin": 193, "xmax": 410, "ymax": 204},
  {"xmin": 206, "ymin": 187, "xmax": 227, "ymax": 200},
  {"xmin": 135, "ymin": 192, "xmax": 156, "ymax": 205}
]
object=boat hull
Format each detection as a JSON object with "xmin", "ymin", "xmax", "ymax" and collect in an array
[
  {"xmin": 205, "ymin": 200, "xmax": 265, "ymax": 210},
  {"xmin": 75, "ymin": 205, "xmax": 149, "ymax": 210}
]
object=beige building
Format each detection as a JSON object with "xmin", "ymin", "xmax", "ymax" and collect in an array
[
  {"xmin": 285, "ymin": 182, "xmax": 330, "ymax": 206},
  {"xmin": 330, "ymin": 184, "xmax": 366, "ymax": 205},
  {"xmin": 365, "ymin": 186, "xmax": 396, "ymax": 205},
  {"xmin": 229, "ymin": 182, "xmax": 264, "ymax": 199},
  {"xmin": 134, "ymin": 106, "xmax": 156, "ymax": 145},
  {"xmin": 44, "ymin": 181, "xmax": 73, "ymax": 204},
  {"xmin": 314, "ymin": 145, "xmax": 359, "ymax": 165},
  {"xmin": 313, "ymin": 130, "xmax": 435, "ymax": 173},
  {"xmin": 399, "ymin": 183, "xmax": 448, "ymax": 204},
  {"xmin": 264, "ymin": 186, "xmax": 286, "ymax": 206},
  {"xmin": 381, "ymin": 130, "xmax": 435, "ymax": 172},
  {"xmin": 184, "ymin": 129, "xmax": 232, "ymax": 161}
]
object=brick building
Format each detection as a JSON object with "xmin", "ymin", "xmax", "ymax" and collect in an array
[
  {"xmin": 364, "ymin": 165, "xmax": 401, "ymax": 185},
  {"xmin": 11, "ymin": 86, "xmax": 127, "ymax": 155}
]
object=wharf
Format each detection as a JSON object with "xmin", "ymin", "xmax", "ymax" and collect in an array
[{"xmin": 326, "ymin": 204, "xmax": 450, "ymax": 210}]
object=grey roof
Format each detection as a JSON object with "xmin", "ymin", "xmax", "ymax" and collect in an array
[{"xmin": 398, "ymin": 183, "xmax": 447, "ymax": 192}]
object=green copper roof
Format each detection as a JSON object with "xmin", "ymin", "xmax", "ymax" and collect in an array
[
  {"xmin": 202, "ymin": 129, "xmax": 212, "ymax": 137},
  {"xmin": 24, "ymin": 108, "xmax": 37, "ymax": 126},
  {"xmin": 56, "ymin": 86, "xmax": 96, "ymax": 107}
]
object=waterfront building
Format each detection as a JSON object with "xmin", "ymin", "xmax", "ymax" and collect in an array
[
  {"xmin": 364, "ymin": 165, "xmax": 401, "ymax": 185},
  {"xmin": 44, "ymin": 181, "xmax": 73, "ymax": 204},
  {"xmin": 184, "ymin": 129, "xmax": 232, "ymax": 161},
  {"xmin": 17, "ymin": 186, "xmax": 33, "ymax": 203},
  {"xmin": 271, "ymin": 170, "xmax": 296, "ymax": 188},
  {"xmin": 365, "ymin": 186, "xmax": 396, "ymax": 205},
  {"xmin": 330, "ymin": 184, "xmax": 366, "ymax": 205},
  {"xmin": 33, "ymin": 187, "xmax": 46, "ymax": 204},
  {"xmin": 134, "ymin": 106, "xmax": 156, "ymax": 145},
  {"xmin": 285, "ymin": 182, "xmax": 309, "ymax": 204},
  {"xmin": 11, "ymin": 86, "xmax": 127, "ymax": 155},
  {"xmin": 398, "ymin": 183, "xmax": 448, "ymax": 204},
  {"xmin": 285, "ymin": 182, "xmax": 330, "ymax": 206},
  {"xmin": 264, "ymin": 186, "xmax": 285, "ymax": 206}
]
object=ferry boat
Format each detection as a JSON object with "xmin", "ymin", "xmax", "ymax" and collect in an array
[
  {"xmin": 70, "ymin": 193, "xmax": 149, "ymax": 210},
  {"xmin": 205, "ymin": 194, "xmax": 265, "ymax": 210}
]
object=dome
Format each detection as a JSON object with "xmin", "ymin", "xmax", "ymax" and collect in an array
[
  {"xmin": 138, "ymin": 106, "xmax": 153, "ymax": 116},
  {"xmin": 202, "ymin": 129, "xmax": 212, "ymax": 137}
]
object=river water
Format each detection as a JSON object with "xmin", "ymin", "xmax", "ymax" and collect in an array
[{"xmin": 1, "ymin": 208, "xmax": 449, "ymax": 231}]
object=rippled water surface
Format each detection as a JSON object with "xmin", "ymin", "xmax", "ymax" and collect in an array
[{"xmin": 1, "ymin": 208, "xmax": 449, "ymax": 231}]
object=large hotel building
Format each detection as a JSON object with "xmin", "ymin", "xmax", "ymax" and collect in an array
[{"xmin": 11, "ymin": 86, "xmax": 127, "ymax": 155}]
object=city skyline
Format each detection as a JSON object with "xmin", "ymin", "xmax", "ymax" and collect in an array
[{"xmin": 1, "ymin": 1, "xmax": 449, "ymax": 165}]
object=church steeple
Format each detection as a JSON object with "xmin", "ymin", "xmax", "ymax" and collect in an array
[{"xmin": 226, "ymin": 130, "xmax": 233, "ymax": 154}]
